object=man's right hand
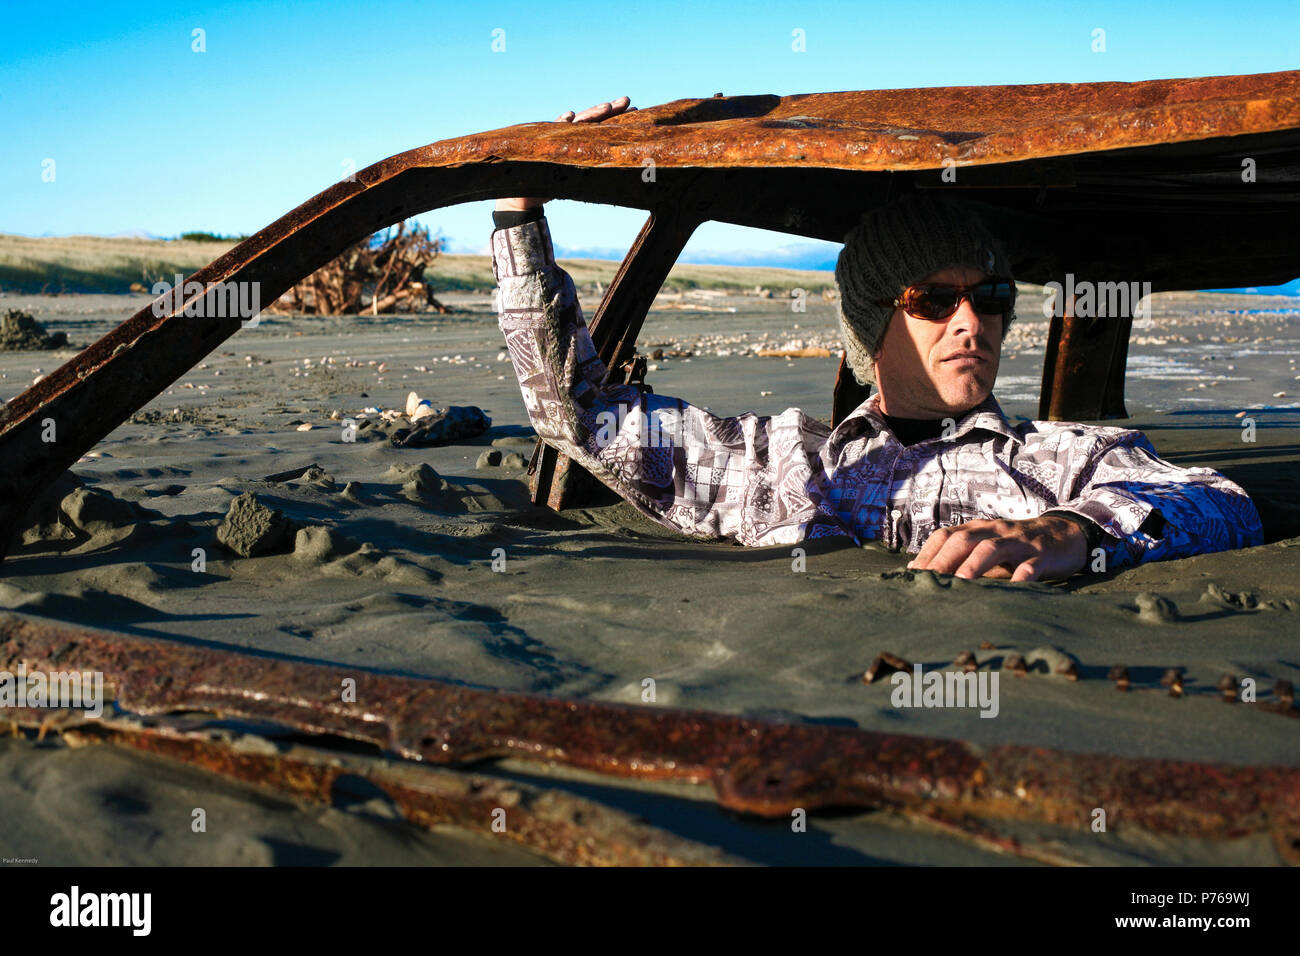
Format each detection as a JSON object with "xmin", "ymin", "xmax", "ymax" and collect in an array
[{"xmin": 495, "ymin": 96, "xmax": 636, "ymax": 212}]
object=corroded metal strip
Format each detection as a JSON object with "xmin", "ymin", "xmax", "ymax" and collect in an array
[
  {"xmin": 1038, "ymin": 280, "xmax": 1133, "ymax": 420},
  {"xmin": 57, "ymin": 721, "xmax": 737, "ymax": 867},
  {"xmin": 425, "ymin": 71, "xmax": 1300, "ymax": 172},
  {"xmin": 3, "ymin": 614, "xmax": 1298, "ymax": 854}
]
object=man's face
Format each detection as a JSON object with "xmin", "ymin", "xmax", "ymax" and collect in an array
[{"xmin": 872, "ymin": 265, "xmax": 1003, "ymax": 418}]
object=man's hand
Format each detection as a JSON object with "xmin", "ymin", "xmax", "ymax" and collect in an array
[
  {"xmin": 906, "ymin": 514, "xmax": 1088, "ymax": 582},
  {"xmin": 496, "ymin": 96, "xmax": 636, "ymax": 212}
]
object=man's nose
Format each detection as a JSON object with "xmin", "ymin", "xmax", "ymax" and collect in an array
[{"xmin": 948, "ymin": 298, "xmax": 988, "ymax": 339}]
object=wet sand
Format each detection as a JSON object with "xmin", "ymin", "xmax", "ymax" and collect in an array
[{"xmin": 1, "ymin": 289, "xmax": 1298, "ymax": 866}]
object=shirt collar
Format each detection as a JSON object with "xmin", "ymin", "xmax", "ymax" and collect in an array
[{"xmin": 830, "ymin": 390, "xmax": 1019, "ymax": 447}]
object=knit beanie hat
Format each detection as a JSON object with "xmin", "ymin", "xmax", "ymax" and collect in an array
[{"xmin": 835, "ymin": 194, "xmax": 1015, "ymax": 386}]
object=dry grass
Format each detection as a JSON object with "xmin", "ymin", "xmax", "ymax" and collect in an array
[{"xmin": 0, "ymin": 233, "xmax": 838, "ymax": 295}]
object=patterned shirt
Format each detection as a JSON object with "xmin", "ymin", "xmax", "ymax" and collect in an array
[{"xmin": 493, "ymin": 215, "xmax": 1264, "ymax": 569}]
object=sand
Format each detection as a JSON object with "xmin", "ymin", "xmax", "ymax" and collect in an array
[{"xmin": 1, "ymin": 288, "xmax": 1298, "ymax": 866}]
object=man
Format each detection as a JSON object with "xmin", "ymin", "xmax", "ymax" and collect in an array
[{"xmin": 491, "ymin": 97, "xmax": 1264, "ymax": 582}]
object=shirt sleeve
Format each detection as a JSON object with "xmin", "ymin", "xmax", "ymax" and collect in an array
[
  {"xmin": 491, "ymin": 216, "xmax": 850, "ymax": 546},
  {"xmin": 1048, "ymin": 429, "xmax": 1264, "ymax": 570}
]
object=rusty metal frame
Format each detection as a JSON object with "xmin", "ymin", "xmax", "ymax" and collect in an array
[
  {"xmin": 4, "ymin": 614, "xmax": 1299, "ymax": 864},
  {"xmin": 2, "ymin": 71, "xmax": 1299, "ymax": 543}
]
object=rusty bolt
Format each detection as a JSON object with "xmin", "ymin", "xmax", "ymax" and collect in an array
[
  {"xmin": 1004, "ymin": 653, "xmax": 1028, "ymax": 677},
  {"xmin": 1108, "ymin": 665, "xmax": 1130, "ymax": 691},
  {"xmin": 953, "ymin": 650, "xmax": 978, "ymax": 672},
  {"xmin": 979, "ymin": 641, "xmax": 996, "ymax": 650},
  {"xmin": 1217, "ymin": 674, "xmax": 1238, "ymax": 703},
  {"xmin": 1160, "ymin": 667, "xmax": 1183, "ymax": 686},
  {"xmin": 863, "ymin": 652, "xmax": 911, "ymax": 685},
  {"xmin": 1057, "ymin": 661, "xmax": 1079, "ymax": 682}
]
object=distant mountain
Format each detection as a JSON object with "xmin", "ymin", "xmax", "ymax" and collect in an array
[
  {"xmin": 1203, "ymin": 278, "xmax": 1300, "ymax": 296},
  {"xmin": 555, "ymin": 241, "xmax": 839, "ymax": 273}
]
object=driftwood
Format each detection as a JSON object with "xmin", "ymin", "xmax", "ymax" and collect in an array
[{"xmin": 268, "ymin": 221, "xmax": 447, "ymax": 315}]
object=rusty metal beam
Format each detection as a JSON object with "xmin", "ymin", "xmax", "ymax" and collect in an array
[
  {"xmin": 423, "ymin": 71, "xmax": 1300, "ymax": 175},
  {"xmin": 1038, "ymin": 278, "xmax": 1133, "ymax": 420},
  {"xmin": 56, "ymin": 721, "xmax": 737, "ymax": 866},
  {"xmin": 3, "ymin": 614, "xmax": 1298, "ymax": 858}
]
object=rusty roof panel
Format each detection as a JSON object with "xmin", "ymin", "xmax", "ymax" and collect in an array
[{"xmin": 418, "ymin": 70, "xmax": 1300, "ymax": 172}]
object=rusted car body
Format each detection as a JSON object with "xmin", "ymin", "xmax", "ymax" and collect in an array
[
  {"xmin": 2, "ymin": 72, "xmax": 1298, "ymax": 863},
  {"xmin": 1, "ymin": 69, "xmax": 1298, "ymax": 535}
]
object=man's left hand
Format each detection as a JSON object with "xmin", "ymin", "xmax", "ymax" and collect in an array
[{"xmin": 906, "ymin": 515, "xmax": 1087, "ymax": 582}]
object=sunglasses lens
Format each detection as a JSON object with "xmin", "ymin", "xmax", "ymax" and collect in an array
[
  {"xmin": 901, "ymin": 280, "xmax": 1014, "ymax": 319},
  {"xmin": 906, "ymin": 286, "xmax": 960, "ymax": 319},
  {"xmin": 972, "ymin": 281, "xmax": 1014, "ymax": 315}
]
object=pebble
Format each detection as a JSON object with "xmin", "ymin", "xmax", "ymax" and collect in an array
[
  {"xmin": 1135, "ymin": 591, "xmax": 1180, "ymax": 624},
  {"xmin": 1002, "ymin": 653, "xmax": 1028, "ymax": 676},
  {"xmin": 1025, "ymin": 646, "xmax": 1080, "ymax": 678}
]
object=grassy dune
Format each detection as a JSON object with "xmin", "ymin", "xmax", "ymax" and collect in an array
[{"xmin": 0, "ymin": 233, "xmax": 838, "ymax": 295}]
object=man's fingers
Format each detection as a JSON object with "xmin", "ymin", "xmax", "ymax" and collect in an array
[
  {"xmin": 954, "ymin": 538, "xmax": 1021, "ymax": 580},
  {"xmin": 920, "ymin": 528, "xmax": 996, "ymax": 576},
  {"xmin": 574, "ymin": 100, "xmax": 616, "ymax": 122},
  {"xmin": 908, "ymin": 527, "xmax": 951, "ymax": 569},
  {"xmin": 910, "ymin": 515, "xmax": 1088, "ymax": 582},
  {"xmin": 1011, "ymin": 557, "xmax": 1045, "ymax": 582},
  {"xmin": 554, "ymin": 97, "xmax": 633, "ymax": 126},
  {"xmin": 572, "ymin": 96, "xmax": 632, "ymax": 123}
]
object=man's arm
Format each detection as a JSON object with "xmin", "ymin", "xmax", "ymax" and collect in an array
[
  {"xmin": 1044, "ymin": 429, "xmax": 1264, "ymax": 570},
  {"xmin": 492, "ymin": 215, "xmax": 849, "ymax": 546},
  {"xmin": 907, "ymin": 429, "xmax": 1263, "ymax": 581}
]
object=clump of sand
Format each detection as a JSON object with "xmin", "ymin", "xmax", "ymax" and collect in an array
[
  {"xmin": 216, "ymin": 491, "xmax": 294, "ymax": 557},
  {"xmin": 0, "ymin": 309, "xmax": 68, "ymax": 351}
]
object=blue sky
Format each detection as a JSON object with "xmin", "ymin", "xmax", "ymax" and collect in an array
[{"xmin": 3, "ymin": 0, "xmax": 1297, "ymax": 279}]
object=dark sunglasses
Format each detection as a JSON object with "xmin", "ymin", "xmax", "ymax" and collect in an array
[{"xmin": 875, "ymin": 278, "xmax": 1016, "ymax": 321}]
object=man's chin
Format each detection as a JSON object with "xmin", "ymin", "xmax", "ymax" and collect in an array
[{"xmin": 935, "ymin": 377, "xmax": 993, "ymax": 413}]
